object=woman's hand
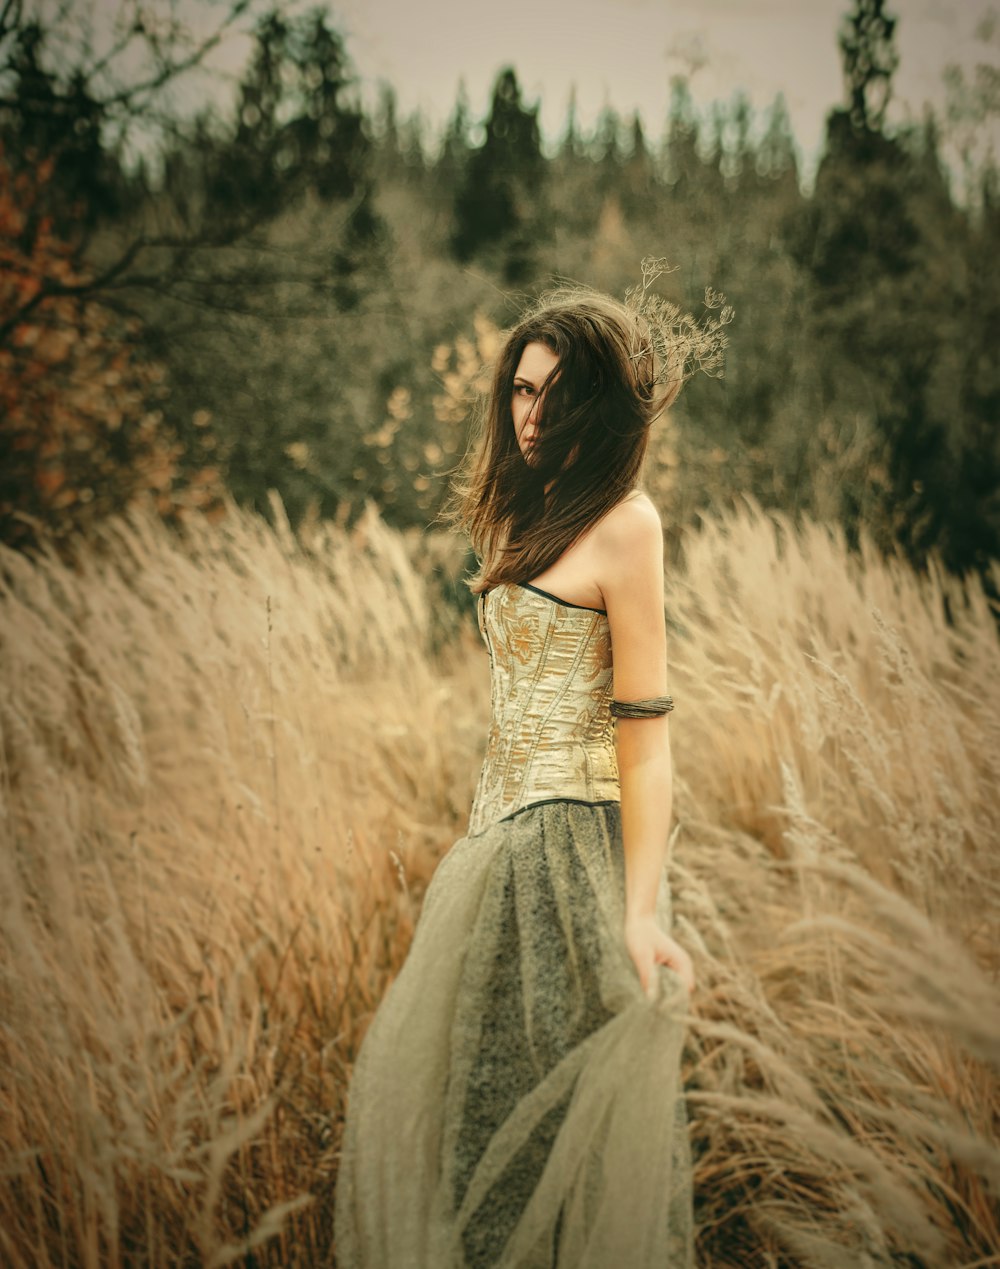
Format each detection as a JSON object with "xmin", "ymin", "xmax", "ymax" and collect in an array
[{"xmin": 624, "ymin": 912, "xmax": 695, "ymax": 999}]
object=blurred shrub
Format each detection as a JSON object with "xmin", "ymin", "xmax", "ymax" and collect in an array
[{"xmin": 0, "ymin": 150, "xmax": 225, "ymax": 550}]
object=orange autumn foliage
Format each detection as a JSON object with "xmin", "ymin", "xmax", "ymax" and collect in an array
[{"xmin": 0, "ymin": 146, "xmax": 225, "ymax": 550}]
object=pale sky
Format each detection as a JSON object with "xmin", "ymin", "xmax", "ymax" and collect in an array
[
  {"xmin": 333, "ymin": 0, "xmax": 989, "ymax": 139},
  {"xmin": 165, "ymin": 0, "xmax": 998, "ymax": 184}
]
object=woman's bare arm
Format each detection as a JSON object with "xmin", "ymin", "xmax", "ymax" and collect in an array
[{"xmin": 596, "ymin": 495, "xmax": 694, "ymax": 996}]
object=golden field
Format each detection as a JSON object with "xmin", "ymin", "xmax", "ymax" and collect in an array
[{"xmin": 0, "ymin": 497, "xmax": 997, "ymax": 1267}]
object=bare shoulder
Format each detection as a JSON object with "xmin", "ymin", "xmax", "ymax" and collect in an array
[
  {"xmin": 589, "ymin": 492, "xmax": 663, "ymax": 610},
  {"xmin": 591, "ymin": 492, "xmax": 663, "ymax": 560},
  {"xmin": 594, "ymin": 493, "xmax": 667, "ymax": 690}
]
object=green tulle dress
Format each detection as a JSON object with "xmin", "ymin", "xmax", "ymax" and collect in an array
[{"xmin": 334, "ymin": 581, "xmax": 694, "ymax": 1267}]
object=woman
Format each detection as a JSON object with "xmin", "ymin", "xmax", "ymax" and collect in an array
[{"xmin": 335, "ymin": 278, "xmax": 720, "ymax": 1267}]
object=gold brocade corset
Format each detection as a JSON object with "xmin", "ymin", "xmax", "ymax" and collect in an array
[{"xmin": 467, "ymin": 582, "xmax": 619, "ymax": 837}]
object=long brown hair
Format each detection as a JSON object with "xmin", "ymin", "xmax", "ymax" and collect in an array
[{"xmin": 450, "ymin": 286, "xmax": 684, "ymax": 593}]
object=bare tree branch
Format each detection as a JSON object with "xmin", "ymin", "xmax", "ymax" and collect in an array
[
  {"xmin": 0, "ymin": 0, "xmax": 22, "ymax": 47},
  {"xmin": 89, "ymin": 0, "xmax": 254, "ymax": 109},
  {"xmin": 0, "ymin": 0, "xmax": 254, "ymax": 117}
]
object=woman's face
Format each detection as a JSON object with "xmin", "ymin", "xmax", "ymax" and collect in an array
[{"xmin": 511, "ymin": 341, "xmax": 560, "ymax": 461}]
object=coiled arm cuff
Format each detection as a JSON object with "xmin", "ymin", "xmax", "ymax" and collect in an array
[{"xmin": 610, "ymin": 696, "xmax": 675, "ymax": 719}]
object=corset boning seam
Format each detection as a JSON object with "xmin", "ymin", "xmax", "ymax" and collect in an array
[
  {"xmin": 501, "ymin": 609, "xmax": 555, "ymax": 812},
  {"xmin": 507, "ymin": 609, "xmax": 602, "ymax": 817}
]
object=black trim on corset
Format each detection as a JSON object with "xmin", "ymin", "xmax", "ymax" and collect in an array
[{"xmin": 518, "ymin": 583, "xmax": 608, "ymax": 615}]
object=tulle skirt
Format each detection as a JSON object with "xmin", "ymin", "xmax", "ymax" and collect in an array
[{"xmin": 334, "ymin": 800, "xmax": 695, "ymax": 1268}]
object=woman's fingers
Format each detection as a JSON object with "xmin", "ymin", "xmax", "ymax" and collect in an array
[
  {"xmin": 625, "ymin": 918, "xmax": 696, "ymax": 998},
  {"xmin": 656, "ymin": 935, "xmax": 695, "ymax": 994}
]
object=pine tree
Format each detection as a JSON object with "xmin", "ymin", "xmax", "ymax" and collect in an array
[
  {"xmin": 432, "ymin": 81, "xmax": 472, "ymax": 237},
  {"xmin": 373, "ymin": 81, "xmax": 401, "ymax": 173},
  {"xmin": 795, "ymin": 0, "xmax": 991, "ymax": 572},
  {"xmin": 206, "ymin": 9, "xmax": 372, "ymax": 223},
  {"xmin": 840, "ymin": 0, "xmax": 899, "ymax": 132},
  {"xmin": 550, "ymin": 85, "xmax": 597, "ymax": 237},
  {"xmin": 620, "ymin": 112, "xmax": 656, "ymax": 217},
  {"xmin": 663, "ymin": 77, "xmax": 701, "ymax": 193},
  {"xmin": 399, "ymin": 109, "xmax": 429, "ymax": 184},
  {"xmin": 440, "ymin": 81, "xmax": 472, "ymax": 174},
  {"xmin": 560, "ymin": 86, "xmax": 584, "ymax": 163},
  {"xmin": 451, "ymin": 68, "xmax": 547, "ymax": 283},
  {"xmin": 724, "ymin": 91, "xmax": 754, "ymax": 189},
  {"xmin": 0, "ymin": 20, "xmax": 125, "ymax": 233},
  {"xmin": 594, "ymin": 105, "xmax": 623, "ymax": 168},
  {"xmin": 756, "ymin": 93, "xmax": 799, "ymax": 189}
]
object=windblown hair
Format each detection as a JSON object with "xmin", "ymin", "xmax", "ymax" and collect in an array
[{"xmin": 450, "ymin": 268, "xmax": 731, "ymax": 593}]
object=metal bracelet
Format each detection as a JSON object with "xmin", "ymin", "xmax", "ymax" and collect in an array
[{"xmin": 610, "ymin": 696, "xmax": 675, "ymax": 719}]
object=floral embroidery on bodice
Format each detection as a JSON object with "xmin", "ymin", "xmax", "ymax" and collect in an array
[{"xmin": 467, "ymin": 583, "xmax": 619, "ymax": 836}]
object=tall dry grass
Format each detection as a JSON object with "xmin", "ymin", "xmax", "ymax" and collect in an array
[
  {"xmin": 0, "ymin": 496, "xmax": 997, "ymax": 1267},
  {"xmin": 665, "ymin": 502, "xmax": 1000, "ymax": 1265}
]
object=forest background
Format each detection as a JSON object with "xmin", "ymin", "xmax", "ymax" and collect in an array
[
  {"xmin": 1, "ymin": 0, "xmax": 999, "ymax": 1266},
  {"xmin": 2, "ymin": 0, "xmax": 998, "ymax": 580}
]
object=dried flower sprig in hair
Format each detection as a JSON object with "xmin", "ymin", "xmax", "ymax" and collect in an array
[{"xmin": 624, "ymin": 255, "xmax": 734, "ymax": 393}]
